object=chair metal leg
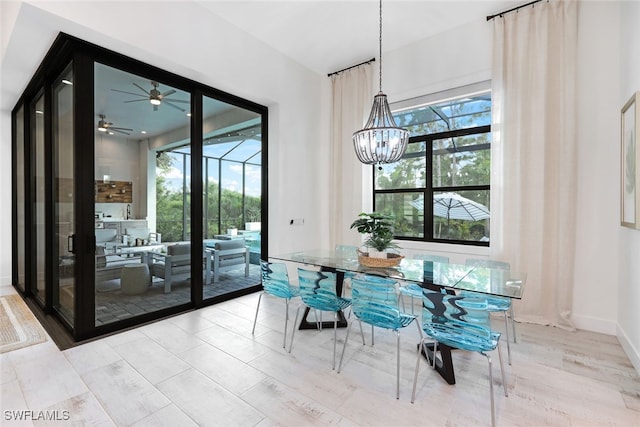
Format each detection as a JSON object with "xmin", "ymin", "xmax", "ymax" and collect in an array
[
  {"xmin": 411, "ymin": 337, "xmax": 426, "ymax": 403},
  {"xmin": 358, "ymin": 319, "xmax": 366, "ymax": 345},
  {"xmin": 251, "ymin": 292, "xmax": 263, "ymax": 336},
  {"xmin": 497, "ymin": 341, "xmax": 508, "ymax": 397},
  {"xmin": 481, "ymin": 352, "xmax": 496, "ymax": 427},
  {"xmin": 282, "ymin": 299, "xmax": 289, "ymax": 349},
  {"xmin": 395, "ymin": 330, "xmax": 401, "ymax": 399},
  {"xmin": 337, "ymin": 320, "xmax": 354, "ymax": 373},
  {"xmin": 432, "ymin": 341, "xmax": 438, "ymax": 368},
  {"xmin": 503, "ymin": 311, "xmax": 512, "ymax": 365},
  {"xmin": 510, "ymin": 305, "xmax": 517, "ymax": 343},
  {"xmin": 288, "ymin": 305, "xmax": 303, "ymax": 353},
  {"xmin": 332, "ymin": 312, "xmax": 338, "ymax": 370}
]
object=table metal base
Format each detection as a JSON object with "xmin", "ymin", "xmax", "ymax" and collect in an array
[
  {"xmin": 297, "ymin": 267, "xmax": 348, "ymax": 330},
  {"xmin": 297, "ymin": 307, "xmax": 348, "ymax": 330},
  {"xmin": 419, "ymin": 342, "xmax": 456, "ymax": 385}
]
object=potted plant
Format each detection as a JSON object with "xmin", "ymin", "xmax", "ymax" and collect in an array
[{"xmin": 350, "ymin": 212, "xmax": 403, "ymax": 266}]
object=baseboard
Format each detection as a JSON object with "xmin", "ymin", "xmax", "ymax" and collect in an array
[
  {"xmin": 571, "ymin": 313, "xmax": 617, "ymax": 335},
  {"xmin": 617, "ymin": 324, "xmax": 640, "ymax": 376}
]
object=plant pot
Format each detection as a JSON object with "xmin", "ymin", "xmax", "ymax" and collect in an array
[
  {"xmin": 368, "ymin": 248, "xmax": 387, "ymax": 258},
  {"xmin": 357, "ymin": 249, "xmax": 404, "ymax": 267}
]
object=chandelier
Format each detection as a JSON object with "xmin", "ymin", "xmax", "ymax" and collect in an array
[{"xmin": 352, "ymin": 0, "xmax": 409, "ymax": 167}]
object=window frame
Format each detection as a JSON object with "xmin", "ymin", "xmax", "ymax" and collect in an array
[{"xmin": 373, "ymin": 90, "xmax": 492, "ymax": 247}]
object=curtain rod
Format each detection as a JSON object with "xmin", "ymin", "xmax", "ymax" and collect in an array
[
  {"xmin": 486, "ymin": 0, "xmax": 543, "ymax": 21},
  {"xmin": 327, "ymin": 58, "xmax": 376, "ymax": 77}
]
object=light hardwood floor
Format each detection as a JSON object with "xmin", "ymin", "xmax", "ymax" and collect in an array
[{"xmin": 1, "ymin": 284, "xmax": 639, "ymax": 426}]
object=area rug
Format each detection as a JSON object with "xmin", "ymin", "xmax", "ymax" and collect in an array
[{"xmin": 0, "ymin": 294, "xmax": 48, "ymax": 353}]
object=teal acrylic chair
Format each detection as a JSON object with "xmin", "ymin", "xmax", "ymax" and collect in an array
[
  {"xmin": 412, "ymin": 289, "xmax": 508, "ymax": 427},
  {"xmin": 461, "ymin": 258, "xmax": 515, "ymax": 365},
  {"xmin": 338, "ymin": 274, "xmax": 422, "ymax": 399},
  {"xmin": 398, "ymin": 254, "xmax": 450, "ymax": 314},
  {"xmin": 289, "ymin": 268, "xmax": 352, "ymax": 370},
  {"xmin": 252, "ymin": 261, "xmax": 299, "ymax": 349}
]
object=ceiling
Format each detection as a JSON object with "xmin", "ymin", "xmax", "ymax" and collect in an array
[
  {"xmin": 90, "ymin": 1, "xmax": 519, "ymax": 140},
  {"xmin": 3, "ymin": 0, "xmax": 520, "ymax": 138},
  {"xmin": 200, "ymin": 1, "xmax": 520, "ymax": 75}
]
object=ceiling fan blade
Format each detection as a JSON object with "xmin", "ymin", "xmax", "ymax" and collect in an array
[
  {"xmin": 132, "ymin": 82, "xmax": 150, "ymax": 95},
  {"xmin": 124, "ymin": 99, "xmax": 147, "ymax": 103},
  {"xmin": 112, "ymin": 89, "xmax": 146, "ymax": 97},
  {"xmin": 111, "ymin": 127, "xmax": 134, "ymax": 131},
  {"xmin": 161, "ymin": 89, "xmax": 176, "ymax": 97},
  {"xmin": 111, "ymin": 129, "xmax": 131, "ymax": 135},
  {"xmin": 163, "ymin": 98, "xmax": 189, "ymax": 104},
  {"xmin": 164, "ymin": 101, "xmax": 186, "ymax": 112}
]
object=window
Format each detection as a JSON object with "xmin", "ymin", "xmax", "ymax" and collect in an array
[{"xmin": 373, "ymin": 84, "xmax": 491, "ymax": 245}]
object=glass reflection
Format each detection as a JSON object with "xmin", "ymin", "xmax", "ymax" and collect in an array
[
  {"xmin": 54, "ymin": 65, "xmax": 75, "ymax": 325},
  {"xmin": 94, "ymin": 63, "xmax": 191, "ymax": 326},
  {"xmin": 201, "ymin": 95, "xmax": 262, "ymax": 300}
]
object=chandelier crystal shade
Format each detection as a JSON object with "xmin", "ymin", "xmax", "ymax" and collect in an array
[{"xmin": 352, "ymin": 0, "xmax": 409, "ymax": 166}]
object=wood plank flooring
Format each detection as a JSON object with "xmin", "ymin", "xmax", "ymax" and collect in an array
[{"xmin": 1, "ymin": 285, "xmax": 639, "ymax": 426}]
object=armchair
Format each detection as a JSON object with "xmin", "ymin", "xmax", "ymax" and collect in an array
[
  {"xmin": 150, "ymin": 243, "xmax": 212, "ymax": 293},
  {"xmin": 208, "ymin": 239, "xmax": 250, "ymax": 283}
]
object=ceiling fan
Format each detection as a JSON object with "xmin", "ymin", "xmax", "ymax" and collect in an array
[
  {"xmin": 97, "ymin": 114, "xmax": 133, "ymax": 135},
  {"xmin": 112, "ymin": 80, "xmax": 189, "ymax": 112}
]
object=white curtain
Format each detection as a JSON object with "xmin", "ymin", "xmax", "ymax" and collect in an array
[
  {"xmin": 490, "ymin": 0, "xmax": 578, "ymax": 329},
  {"xmin": 329, "ymin": 64, "xmax": 374, "ymax": 248}
]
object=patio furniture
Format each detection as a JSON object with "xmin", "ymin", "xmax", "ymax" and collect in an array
[
  {"xmin": 120, "ymin": 263, "xmax": 150, "ymax": 295},
  {"xmin": 150, "ymin": 244, "xmax": 212, "ymax": 293},
  {"xmin": 208, "ymin": 239, "xmax": 250, "ymax": 283}
]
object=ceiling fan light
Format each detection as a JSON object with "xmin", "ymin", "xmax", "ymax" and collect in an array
[
  {"xmin": 150, "ymin": 98, "xmax": 161, "ymax": 106},
  {"xmin": 98, "ymin": 126, "xmax": 107, "ymax": 132}
]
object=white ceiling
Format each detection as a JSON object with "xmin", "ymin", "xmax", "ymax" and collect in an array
[
  {"xmin": 2, "ymin": 0, "xmax": 520, "ymax": 136},
  {"xmin": 200, "ymin": 1, "xmax": 520, "ymax": 75}
]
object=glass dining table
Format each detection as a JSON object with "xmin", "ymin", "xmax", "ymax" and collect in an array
[{"xmin": 270, "ymin": 249, "xmax": 526, "ymax": 384}]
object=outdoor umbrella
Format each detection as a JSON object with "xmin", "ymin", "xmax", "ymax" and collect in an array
[{"xmin": 410, "ymin": 192, "xmax": 490, "ymax": 224}]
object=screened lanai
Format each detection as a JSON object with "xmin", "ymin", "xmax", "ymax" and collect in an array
[{"xmin": 156, "ymin": 119, "xmax": 262, "ymax": 262}]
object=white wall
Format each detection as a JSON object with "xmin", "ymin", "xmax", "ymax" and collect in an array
[
  {"xmin": 0, "ymin": 1, "xmax": 330, "ymax": 285},
  {"xmin": 573, "ymin": 1, "xmax": 622, "ymax": 335},
  {"xmin": 382, "ymin": 18, "xmax": 494, "ymax": 265},
  {"xmin": 618, "ymin": 0, "xmax": 640, "ymax": 373},
  {"xmin": 95, "ymin": 136, "xmax": 143, "ymax": 219}
]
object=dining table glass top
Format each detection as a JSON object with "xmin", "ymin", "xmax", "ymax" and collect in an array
[{"xmin": 270, "ymin": 250, "xmax": 525, "ymax": 299}]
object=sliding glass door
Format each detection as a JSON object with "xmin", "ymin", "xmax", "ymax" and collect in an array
[
  {"xmin": 53, "ymin": 65, "xmax": 75, "ymax": 325},
  {"xmin": 94, "ymin": 63, "xmax": 192, "ymax": 326},
  {"xmin": 12, "ymin": 33, "xmax": 267, "ymax": 343}
]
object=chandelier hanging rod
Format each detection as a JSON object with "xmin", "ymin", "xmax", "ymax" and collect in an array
[
  {"xmin": 486, "ymin": 0, "xmax": 543, "ymax": 21},
  {"xmin": 327, "ymin": 57, "xmax": 376, "ymax": 78}
]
